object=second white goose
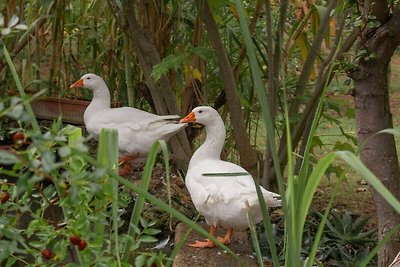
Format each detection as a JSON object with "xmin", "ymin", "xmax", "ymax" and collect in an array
[{"xmin": 180, "ymin": 106, "xmax": 281, "ymax": 248}]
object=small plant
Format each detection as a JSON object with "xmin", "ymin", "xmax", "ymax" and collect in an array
[
  {"xmin": 252, "ymin": 209, "xmax": 377, "ymax": 266},
  {"xmin": 319, "ymin": 211, "xmax": 377, "ymax": 266}
]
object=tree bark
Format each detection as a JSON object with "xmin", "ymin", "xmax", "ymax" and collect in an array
[
  {"xmin": 199, "ymin": 0, "xmax": 259, "ymax": 176},
  {"xmin": 351, "ymin": 2, "xmax": 400, "ymax": 265}
]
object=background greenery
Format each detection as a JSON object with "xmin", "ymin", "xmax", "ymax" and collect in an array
[{"xmin": 1, "ymin": 0, "xmax": 400, "ymax": 266}]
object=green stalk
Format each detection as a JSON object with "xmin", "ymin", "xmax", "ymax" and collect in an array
[
  {"xmin": 166, "ymin": 214, "xmax": 201, "ymax": 267},
  {"xmin": 233, "ymin": 0, "xmax": 284, "ymax": 196},
  {"xmin": 2, "ymin": 43, "xmax": 40, "ymax": 132},
  {"xmin": 247, "ymin": 203, "xmax": 264, "ymax": 267},
  {"xmin": 281, "ymin": 67, "xmax": 300, "ymax": 266},
  {"xmin": 234, "ymin": 1, "xmax": 281, "ymax": 265},
  {"xmin": 94, "ymin": 129, "xmax": 119, "ymax": 247},
  {"xmin": 111, "ymin": 160, "xmax": 121, "ymax": 264},
  {"xmin": 358, "ymin": 223, "xmax": 400, "ymax": 267},
  {"xmin": 124, "ymin": 35, "xmax": 135, "ymax": 107},
  {"xmin": 253, "ymin": 175, "xmax": 279, "ymax": 266},
  {"xmin": 66, "ymin": 126, "xmax": 84, "ymax": 264},
  {"xmin": 121, "ymin": 140, "xmax": 169, "ymax": 261},
  {"xmin": 305, "ymin": 171, "xmax": 346, "ymax": 267}
]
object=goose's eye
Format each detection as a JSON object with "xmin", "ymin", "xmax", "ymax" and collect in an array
[
  {"xmin": 86, "ymin": 77, "xmax": 91, "ymax": 80},
  {"xmin": 198, "ymin": 110, "xmax": 203, "ymax": 114}
]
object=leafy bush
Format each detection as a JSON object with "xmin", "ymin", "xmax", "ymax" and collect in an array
[{"xmin": 0, "ymin": 96, "xmax": 166, "ymax": 266}]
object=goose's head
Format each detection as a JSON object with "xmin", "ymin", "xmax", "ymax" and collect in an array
[
  {"xmin": 180, "ymin": 106, "xmax": 220, "ymax": 125},
  {"xmin": 70, "ymin": 73, "xmax": 105, "ymax": 91}
]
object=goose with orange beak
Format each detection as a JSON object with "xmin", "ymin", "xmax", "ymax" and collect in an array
[
  {"xmin": 70, "ymin": 73, "xmax": 186, "ymax": 175},
  {"xmin": 180, "ymin": 106, "xmax": 281, "ymax": 248}
]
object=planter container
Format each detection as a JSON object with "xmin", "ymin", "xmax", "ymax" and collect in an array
[{"xmin": 31, "ymin": 96, "xmax": 89, "ymax": 124}]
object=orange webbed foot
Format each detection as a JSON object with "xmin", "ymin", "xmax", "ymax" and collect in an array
[
  {"xmin": 217, "ymin": 235, "xmax": 231, "ymax": 245},
  {"xmin": 188, "ymin": 239, "xmax": 216, "ymax": 248},
  {"xmin": 118, "ymin": 161, "xmax": 133, "ymax": 176},
  {"xmin": 118, "ymin": 153, "xmax": 139, "ymax": 176}
]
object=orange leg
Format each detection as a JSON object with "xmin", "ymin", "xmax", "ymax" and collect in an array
[
  {"xmin": 217, "ymin": 228, "xmax": 233, "ymax": 245},
  {"xmin": 188, "ymin": 225, "xmax": 217, "ymax": 248},
  {"xmin": 118, "ymin": 154, "xmax": 139, "ymax": 175}
]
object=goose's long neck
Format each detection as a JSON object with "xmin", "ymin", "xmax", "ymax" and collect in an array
[
  {"xmin": 84, "ymin": 81, "xmax": 111, "ymax": 122},
  {"xmin": 191, "ymin": 116, "xmax": 226, "ymax": 163}
]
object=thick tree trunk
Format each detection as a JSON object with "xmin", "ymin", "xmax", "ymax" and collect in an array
[
  {"xmin": 353, "ymin": 59, "xmax": 400, "ymax": 266},
  {"xmin": 352, "ymin": 3, "xmax": 400, "ymax": 265}
]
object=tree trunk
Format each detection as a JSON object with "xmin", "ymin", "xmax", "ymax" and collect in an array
[{"xmin": 352, "ymin": 3, "xmax": 400, "ymax": 265}]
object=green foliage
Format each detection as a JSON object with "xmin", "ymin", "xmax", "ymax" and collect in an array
[
  {"xmin": 317, "ymin": 211, "xmax": 377, "ymax": 266},
  {"xmin": 2, "ymin": 1, "xmax": 400, "ymax": 267},
  {"xmin": 151, "ymin": 54, "xmax": 185, "ymax": 81},
  {"xmin": 0, "ymin": 95, "xmax": 170, "ymax": 265},
  {"xmin": 253, "ymin": 210, "xmax": 377, "ymax": 266}
]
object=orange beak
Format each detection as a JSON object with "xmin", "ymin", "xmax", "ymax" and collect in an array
[
  {"xmin": 180, "ymin": 112, "xmax": 196, "ymax": 123},
  {"xmin": 70, "ymin": 79, "xmax": 84, "ymax": 88}
]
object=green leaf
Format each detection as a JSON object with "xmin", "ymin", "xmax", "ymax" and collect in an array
[
  {"xmin": 58, "ymin": 146, "xmax": 71, "ymax": 157},
  {"xmin": 28, "ymin": 240, "xmax": 43, "ymax": 249},
  {"xmin": 189, "ymin": 46, "xmax": 215, "ymax": 60},
  {"xmin": 138, "ymin": 235, "xmax": 158, "ymax": 243},
  {"xmin": 143, "ymin": 228, "xmax": 161, "ymax": 235},
  {"xmin": 151, "ymin": 54, "xmax": 184, "ymax": 81},
  {"xmin": 333, "ymin": 141, "xmax": 354, "ymax": 152},
  {"xmin": 5, "ymin": 257, "xmax": 16, "ymax": 267},
  {"xmin": 135, "ymin": 255, "xmax": 146, "ymax": 267},
  {"xmin": 0, "ymin": 151, "xmax": 20, "ymax": 164},
  {"xmin": 202, "ymin": 172, "xmax": 249, "ymax": 177},
  {"xmin": 378, "ymin": 128, "xmax": 400, "ymax": 136}
]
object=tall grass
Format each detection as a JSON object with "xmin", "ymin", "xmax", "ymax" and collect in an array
[{"xmin": 234, "ymin": 1, "xmax": 400, "ymax": 266}]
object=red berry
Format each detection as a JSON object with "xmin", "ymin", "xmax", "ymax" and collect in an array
[
  {"xmin": 78, "ymin": 239, "xmax": 87, "ymax": 251},
  {"xmin": 12, "ymin": 132, "xmax": 25, "ymax": 144},
  {"xmin": 69, "ymin": 235, "xmax": 81, "ymax": 245},
  {"xmin": 1, "ymin": 192, "xmax": 10, "ymax": 204},
  {"xmin": 41, "ymin": 249, "xmax": 52, "ymax": 260}
]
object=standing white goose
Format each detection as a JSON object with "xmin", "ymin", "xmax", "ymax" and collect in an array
[
  {"xmin": 70, "ymin": 73, "xmax": 186, "ymax": 174},
  {"xmin": 180, "ymin": 106, "xmax": 281, "ymax": 248}
]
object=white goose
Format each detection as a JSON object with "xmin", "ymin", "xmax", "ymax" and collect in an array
[
  {"xmin": 180, "ymin": 106, "xmax": 281, "ymax": 248},
  {"xmin": 70, "ymin": 73, "xmax": 186, "ymax": 174}
]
